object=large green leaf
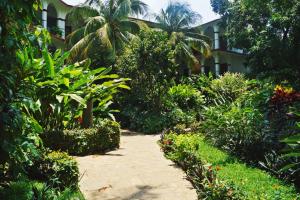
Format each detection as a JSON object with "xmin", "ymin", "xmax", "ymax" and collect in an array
[{"xmin": 42, "ymin": 48, "xmax": 55, "ymax": 78}]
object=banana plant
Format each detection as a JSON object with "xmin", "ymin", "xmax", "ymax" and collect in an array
[{"xmin": 17, "ymin": 29, "xmax": 129, "ymax": 131}]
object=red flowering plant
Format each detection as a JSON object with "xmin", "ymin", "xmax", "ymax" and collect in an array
[
  {"xmin": 270, "ymin": 85, "xmax": 300, "ymax": 106},
  {"xmin": 267, "ymin": 85, "xmax": 300, "ymax": 150}
]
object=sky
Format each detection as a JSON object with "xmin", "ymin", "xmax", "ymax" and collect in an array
[{"xmin": 64, "ymin": 0, "xmax": 220, "ymax": 24}]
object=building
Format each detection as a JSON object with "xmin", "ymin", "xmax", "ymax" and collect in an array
[
  {"xmin": 40, "ymin": 0, "xmax": 247, "ymax": 76},
  {"xmin": 39, "ymin": 0, "xmax": 77, "ymax": 49},
  {"xmin": 199, "ymin": 19, "xmax": 248, "ymax": 76}
]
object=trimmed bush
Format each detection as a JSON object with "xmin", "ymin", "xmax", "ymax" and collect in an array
[
  {"xmin": 28, "ymin": 151, "xmax": 79, "ymax": 190},
  {"xmin": 160, "ymin": 133, "xmax": 299, "ymax": 200},
  {"xmin": 44, "ymin": 151, "xmax": 79, "ymax": 189},
  {"xmin": 42, "ymin": 119, "xmax": 121, "ymax": 155}
]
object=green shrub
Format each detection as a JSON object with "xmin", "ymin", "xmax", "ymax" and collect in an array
[
  {"xmin": 165, "ymin": 84, "xmax": 204, "ymax": 110},
  {"xmin": 204, "ymin": 73, "xmax": 249, "ymax": 106},
  {"xmin": 160, "ymin": 133, "xmax": 299, "ymax": 199},
  {"xmin": 161, "ymin": 84, "xmax": 205, "ymax": 129},
  {"xmin": 165, "ymin": 108, "xmax": 197, "ymax": 127},
  {"xmin": 201, "ymin": 104, "xmax": 265, "ymax": 160},
  {"xmin": 33, "ymin": 151, "xmax": 79, "ymax": 190},
  {"xmin": 42, "ymin": 119, "xmax": 121, "ymax": 155},
  {"xmin": 0, "ymin": 180, "xmax": 84, "ymax": 200}
]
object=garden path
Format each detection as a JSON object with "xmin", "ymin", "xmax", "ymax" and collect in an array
[{"xmin": 76, "ymin": 130, "xmax": 197, "ymax": 200}]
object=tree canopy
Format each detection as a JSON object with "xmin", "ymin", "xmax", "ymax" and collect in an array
[{"xmin": 211, "ymin": 0, "xmax": 300, "ymax": 85}]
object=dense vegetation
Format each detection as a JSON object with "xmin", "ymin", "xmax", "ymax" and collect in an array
[
  {"xmin": 0, "ymin": 1, "xmax": 125, "ymax": 198},
  {"xmin": 159, "ymin": 73, "xmax": 300, "ymax": 199},
  {"xmin": 1, "ymin": 0, "xmax": 299, "ymax": 199}
]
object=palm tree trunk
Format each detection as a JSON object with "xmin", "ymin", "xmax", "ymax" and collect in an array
[{"xmin": 82, "ymin": 98, "xmax": 93, "ymax": 128}]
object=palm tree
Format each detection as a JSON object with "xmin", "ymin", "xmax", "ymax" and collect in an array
[
  {"xmin": 66, "ymin": 0, "xmax": 148, "ymax": 128},
  {"xmin": 155, "ymin": 1, "xmax": 211, "ymax": 75},
  {"xmin": 66, "ymin": 0, "xmax": 148, "ymax": 63}
]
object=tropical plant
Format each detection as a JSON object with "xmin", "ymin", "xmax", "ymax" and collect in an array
[
  {"xmin": 0, "ymin": 0, "xmax": 45, "ymax": 181},
  {"xmin": 155, "ymin": 1, "xmax": 211, "ymax": 75},
  {"xmin": 17, "ymin": 28, "xmax": 129, "ymax": 130},
  {"xmin": 66, "ymin": 0, "xmax": 148, "ymax": 63}
]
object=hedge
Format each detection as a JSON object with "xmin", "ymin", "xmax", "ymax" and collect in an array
[{"xmin": 41, "ymin": 119, "xmax": 121, "ymax": 155}]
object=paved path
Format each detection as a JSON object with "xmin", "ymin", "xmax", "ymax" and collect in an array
[{"xmin": 76, "ymin": 131, "xmax": 197, "ymax": 200}]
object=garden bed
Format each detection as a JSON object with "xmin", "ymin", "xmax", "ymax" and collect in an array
[{"xmin": 160, "ymin": 133, "xmax": 299, "ymax": 199}]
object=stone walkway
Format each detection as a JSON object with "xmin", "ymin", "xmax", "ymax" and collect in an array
[{"xmin": 76, "ymin": 130, "xmax": 197, "ymax": 200}]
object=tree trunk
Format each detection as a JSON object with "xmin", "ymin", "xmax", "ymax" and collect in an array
[{"xmin": 82, "ymin": 98, "xmax": 93, "ymax": 128}]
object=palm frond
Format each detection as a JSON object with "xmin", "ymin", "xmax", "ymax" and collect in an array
[
  {"xmin": 185, "ymin": 37, "xmax": 211, "ymax": 57},
  {"xmin": 84, "ymin": 16, "xmax": 106, "ymax": 36},
  {"xmin": 68, "ymin": 6, "xmax": 100, "ymax": 28},
  {"xmin": 119, "ymin": 19, "xmax": 140, "ymax": 34},
  {"xmin": 68, "ymin": 32, "xmax": 96, "ymax": 62},
  {"xmin": 66, "ymin": 27, "xmax": 85, "ymax": 48},
  {"xmin": 114, "ymin": 0, "xmax": 131, "ymax": 19},
  {"xmin": 130, "ymin": 0, "xmax": 148, "ymax": 16},
  {"xmin": 95, "ymin": 24, "xmax": 113, "ymax": 51},
  {"xmin": 156, "ymin": 1, "xmax": 201, "ymax": 32}
]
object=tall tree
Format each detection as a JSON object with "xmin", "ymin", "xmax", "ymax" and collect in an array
[
  {"xmin": 66, "ymin": 0, "xmax": 148, "ymax": 64},
  {"xmin": 155, "ymin": 1, "xmax": 211, "ymax": 75},
  {"xmin": 211, "ymin": 0, "xmax": 300, "ymax": 85},
  {"xmin": 66, "ymin": 0, "xmax": 148, "ymax": 128}
]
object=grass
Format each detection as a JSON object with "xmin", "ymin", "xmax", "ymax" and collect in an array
[{"xmin": 163, "ymin": 133, "xmax": 299, "ymax": 200}]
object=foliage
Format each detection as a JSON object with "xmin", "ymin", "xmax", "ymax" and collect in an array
[
  {"xmin": 116, "ymin": 29, "xmax": 178, "ymax": 133},
  {"xmin": 281, "ymin": 120, "xmax": 300, "ymax": 185},
  {"xmin": 201, "ymin": 104, "xmax": 265, "ymax": 161},
  {"xmin": 161, "ymin": 133, "xmax": 242, "ymax": 200},
  {"xmin": 165, "ymin": 84, "xmax": 204, "ymax": 110},
  {"xmin": 160, "ymin": 133, "xmax": 299, "ymax": 199},
  {"xmin": 16, "ymin": 33, "xmax": 129, "ymax": 131},
  {"xmin": 211, "ymin": 0, "xmax": 300, "ymax": 85},
  {"xmin": 41, "ymin": 119, "xmax": 121, "ymax": 155},
  {"xmin": 0, "ymin": 2, "xmax": 87, "ymax": 199},
  {"xmin": 0, "ymin": 180, "xmax": 84, "ymax": 200},
  {"xmin": 155, "ymin": 1, "xmax": 211, "ymax": 75},
  {"xmin": 28, "ymin": 151, "xmax": 79, "ymax": 190},
  {"xmin": 162, "ymin": 84, "xmax": 205, "ymax": 128},
  {"xmin": 66, "ymin": 0, "xmax": 148, "ymax": 64},
  {"xmin": 204, "ymin": 73, "xmax": 249, "ymax": 105},
  {"xmin": 0, "ymin": 0, "xmax": 45, "ymax": 182}
]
